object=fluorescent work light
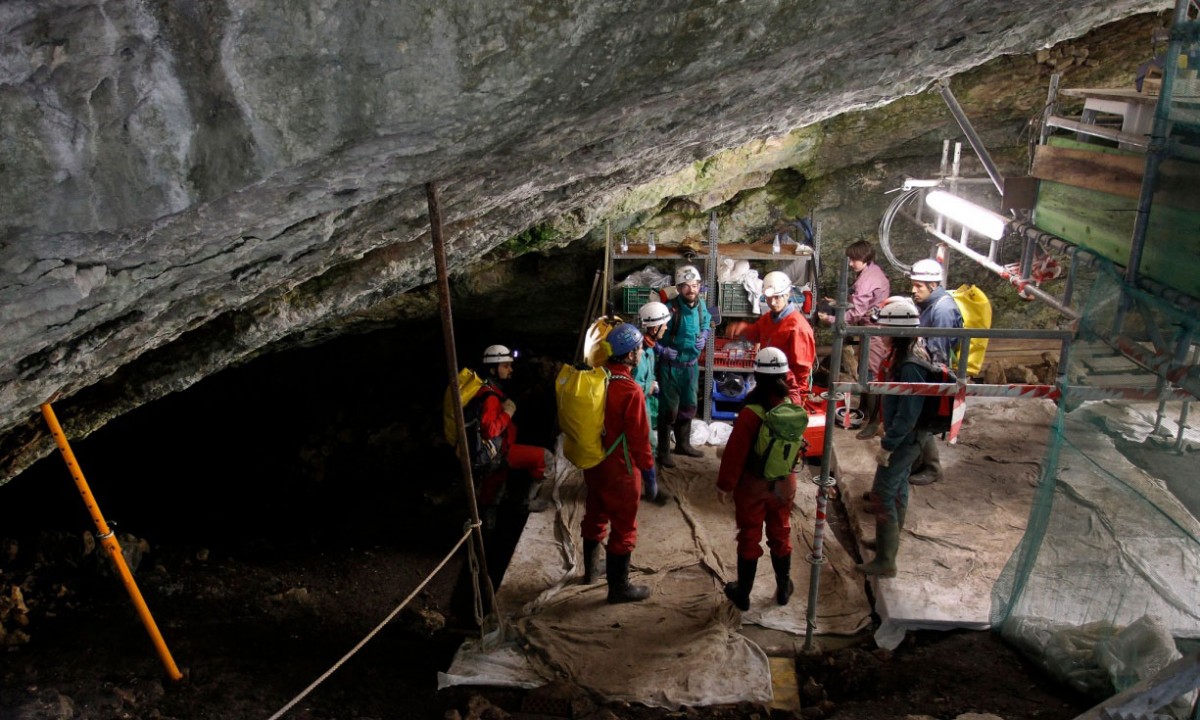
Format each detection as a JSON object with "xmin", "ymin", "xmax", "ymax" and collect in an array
[{"xmin": 924, "ymin": 190, "xmax": 1008, "ymax": 241}]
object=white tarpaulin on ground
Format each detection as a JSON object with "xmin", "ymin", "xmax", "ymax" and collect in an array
[
  {"xmin": 440, "ymin": 437, "xmax": 872, "ymax": 708},
  {"xmin": 839, "ymin": 398, "xmax": 1056, "ymax": 650}
]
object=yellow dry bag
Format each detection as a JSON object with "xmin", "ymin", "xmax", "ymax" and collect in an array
[
  {"xmin": 443, "ymin": 367, "xmax": 485, "ymax": 448},
  {"xmin": 949, "ymin": 284, "xmax": 992, "ymax": 377}
]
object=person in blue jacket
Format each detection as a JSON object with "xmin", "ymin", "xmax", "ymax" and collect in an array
[
  {"xmin": 653, "ymin": 265, "xmax": 712, "ymax": 468},
  {"xmin": 908, "ymin": 258, "xmax": 963, "ymax": 485}
]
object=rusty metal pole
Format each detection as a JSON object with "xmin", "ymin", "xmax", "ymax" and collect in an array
[
  {"xmin": 40, "ymin": 403, "xmax": 184, "ymax": 681},
  {"xmin": 804, "ymin": 256, "xmax": 850, "ymax": 651},
  {"xmin": 425, "ymin": 181, "xmax": 499, "ymax": 627}
]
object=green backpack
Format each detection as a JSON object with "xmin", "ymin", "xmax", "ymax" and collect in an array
[{"xmin": 746, "ymin": 402, "xmax": 809, "ymax": 480}]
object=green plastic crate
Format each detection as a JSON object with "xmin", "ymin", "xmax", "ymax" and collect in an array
[
  {"xmin": 720, "ymin": 283, "xmax": 756, "ymax": 315},
  {"xmin": 620, "ymin": 286, "xmax": 656, "ymax": 314}
]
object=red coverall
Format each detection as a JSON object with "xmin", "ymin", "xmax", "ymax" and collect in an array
[
  {"xmin": 477, "ymin": 383, "xmax": 546, "ymax": 507},
  {"xmin": 581, "ymin": 362, "xmax": 655, "ymax": 555},
  {"xmin": 716, "ymin": 390, "xmax": 798, "ymax": 560},
  {"xmin": 742, "ymin": 307, "xmax": 816, "ymax": 404}
]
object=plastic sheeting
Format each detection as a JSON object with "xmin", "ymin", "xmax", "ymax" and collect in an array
[
  {"xmin": 439, "ymin": 440, "xmax": 872, "ymax": 708},
  {"xmin": 839, "ymin": 398, "xmax": 1058, "ymax": 650}
]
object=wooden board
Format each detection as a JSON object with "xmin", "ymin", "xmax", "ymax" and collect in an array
[
  {"xmin": 1033, "ymin": 181, "xmax": 1200, "ymax": 299},
  {"xmin": 1031, "ymin": 143, "xmax": 1199, "ymax": 210}
]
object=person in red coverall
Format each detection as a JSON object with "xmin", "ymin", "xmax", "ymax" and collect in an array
[
  {"xmin": 716, "ymin": 347, "xmax": 798, "ymax": 612},
  {"xmin": 476, "ymin": 345, "xmax": 551, "ymax": 526},
  {"xmin": 579, "ymin": 323, "xmax": 657, "ymax": 603},
  {"xmin": 727, "ymin": 270, "xmax": 816, "ymax": 404}
]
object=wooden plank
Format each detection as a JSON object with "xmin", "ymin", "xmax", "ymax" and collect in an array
[
  {"xmin": 1031, "ymin": 144, "xmax": 1200, "ymax": 209},
  {"xmin": 1084, "ymin": 373, "xmax": 1160, "ymax": 388},
  {"xmin": 1031, "ymin": 145, "xmax": 1144, "ymax": 198},
  {"xmin": 1081, "ymin": 355, "xmax": 1138, "ymax": 372},
  {"xmin": 1034, "ymin": 182, "xmax": 1200, "ymax": 299}
]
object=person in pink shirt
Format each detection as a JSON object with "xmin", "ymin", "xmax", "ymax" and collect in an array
[{"xmin": 818, "ymin": 240, "xmax": 891, "ymax": 438}]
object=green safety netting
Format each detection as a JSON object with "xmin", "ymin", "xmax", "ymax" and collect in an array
[{"xmin": 991, "ymin": 258, "xmax": 1200, "ymax": 717}]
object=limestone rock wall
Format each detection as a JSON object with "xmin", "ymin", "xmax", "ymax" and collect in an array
[{"xmin": 0, "ymin": 0, "xmax": 1170, "ymax": 482}]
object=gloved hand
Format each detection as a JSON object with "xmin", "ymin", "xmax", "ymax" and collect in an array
[
  {"xmin": 642, "ymin": 466, "xmax": 658, "ymax": 500},
  {"xmin": 502, "ymin": 399, "xmax": 517, "ymax": 417},
  {"xmin": 694, "ymin": 329, "xmax": 709, "ymax": 352},
  {"xmin": 875, "ymin": 447, "xmax": 892, "ymax": 467},
  {"xmin": 651, "ymin": 381, "xmax": 659, "ymax": 396},
  {"xmin": 656, "ymin": 344, "xmax": 679, "ymax": 361},
  {"xmin": 708, "ymin": 304, "xmax": 723, "ymax": 326}
]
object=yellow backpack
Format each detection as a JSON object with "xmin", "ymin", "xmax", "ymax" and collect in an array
[
  {"xmin": 555, "ymin": 364, "xmax": 631, "ymax": 471},
  {"xmin": 949, "ymin": 284, "xmax": 992, "ymax": 377},
  {"xmin": 443, "ymin": 368, "xmax": 505, "ymax": 474},
  {"xmin": 584, "ymin": 315, "xmax": 624, "ymax": 368},
  {"xmin": 444, "ymin": 368, "xmax": 484, "ymax": 447}
]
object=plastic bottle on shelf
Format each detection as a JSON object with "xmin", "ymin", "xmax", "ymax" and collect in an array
[
  {"xmin": 647, "ymin": 231, "xmax": 656, "ymax": 254},
  {"xmin": 619, "ymin": 233, "xmax": 629, "ymax": 253},
  {"xmin": 772, "ymin": 233, "xmax": 781, "ymax": 254}
]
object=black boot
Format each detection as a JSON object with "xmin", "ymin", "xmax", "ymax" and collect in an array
[
  {"xmin": 582, "ymin": 539, "xmax": 605, "ymax": 584},
  {"xmin": 606, "ymin": 551, "xmax": 650, "ymax": 604},
  {"xmin": 656, "ymin": 424, "xmax": 675, "ymax": 468},
  {"xmin": 771, "ymin": 554, "xmax": 794, "ymax": 605},
  {"xmin": 723, "ymin": 557, "xmax": 757, "ymax": 611},
  {"xmin": 672, "ymin": 419, "xmax": 704, "ymax": 457}
]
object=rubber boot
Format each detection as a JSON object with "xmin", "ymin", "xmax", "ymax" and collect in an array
[
  {"xmin": 855, "ymin": 518, "xmax": 899, "ymax": 577},
  {"xmin": 606, "ymin": 551, "xmax": 650, "ymax": 603},
  {"xmin": 723, "ymin": 557, "xmax": 757, "ymax": 611},
  {"xmin": 656, "ymin": 424, "xmax": 676, "ymax": 468},
  {"xmin": 582, "ymin": 539, "xmax": 605, "ymax": 584},
  {"xmin": 771, "ymin": 554, "xmax": 794, "ymax": 606},
  {"xmin": 855, "ymin": 394, "xmax": 881, "ymax": 439},
  {"xmin": 908, "ymin": 434, "xmax": 942, "ymax": 485},
  {"xmin": 672, "ymin": 419, "xmax": 704, "ymax": 458},
  {"xmin": 863, "ymin": 503, "xmax": 905, "ymax": 551}
]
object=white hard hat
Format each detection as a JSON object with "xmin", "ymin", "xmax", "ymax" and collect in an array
[
  {"xmin": 638, "ymin": 301, "xmax": 670, "ymax": 328},
  {"xmin": 909, "ymin": 258, "xmax": 944, "ymax": 283},
  {"xmin": 754, "ymin": 347, "xmax": 790, "ymax": 375},
  {"xmin": 482, "ymin": 344, "xmax": 515, "ymax": 364},
  {"xmin": 875, "ymin": 297, "xmax": 921, "ymax": 327},
  {"xmin": 675, "ymin": 265, "xmax": 702, "ymax": 285},
  {"xmin": 762, "ymin": 270, "xmax": 792, "ymax": 298}
]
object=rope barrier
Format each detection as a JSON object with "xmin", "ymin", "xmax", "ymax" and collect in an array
[{"xmin": 264, "ymin": 523, "xmax": 476, "ymax": 720}]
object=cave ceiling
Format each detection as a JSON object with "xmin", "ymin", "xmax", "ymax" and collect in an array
[{"xmin": 0, "ymin": 0, "xmax": 1171, "ymax": 483}]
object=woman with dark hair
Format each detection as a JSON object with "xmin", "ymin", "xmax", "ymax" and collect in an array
[
  {"xmin": 715, "ymin": 347, "xmax": 804, "ymax": 612},
  {"xmin": 818, "ymin": 239, "xmax": 891, "ymax": 438}
]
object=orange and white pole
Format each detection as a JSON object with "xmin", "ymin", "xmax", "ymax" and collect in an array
[{"xmin": 40, "ymin": 403, "xmax": 184, "ymax": 681}]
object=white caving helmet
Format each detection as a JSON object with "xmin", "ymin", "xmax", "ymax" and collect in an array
[
  {"xmin": 482, "ymin": 344, "xmax": 515, "ymax": 364},
  {"xmin": 875, "ymin": 297, "xmax": 921, "ymax": 327},
  {"xmin": 754, "ymin": 347, "xmax": 790, "ymax": 375},
  {"xmin": 762, "ymin": 270, "xmax": 792, "ymax": 298},
  {"xmin": 638, "ymin": 301, "xmax": 671, "ymax": 328},
  {"xmin": 909, "ymin": 258, "xmax": 944, "ymax": 283},
  {"xmin": 675, "ymin": 265, "xmax": 702, "ymax": 285}
]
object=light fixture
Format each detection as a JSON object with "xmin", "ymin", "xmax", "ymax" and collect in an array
[
  {"xmin": 902, "ymin": 178, "xmax": 941, "ymax": 190},
  {"xmin": 924, "ymin": 190, "xmax": 1008, "ymax": 241}
]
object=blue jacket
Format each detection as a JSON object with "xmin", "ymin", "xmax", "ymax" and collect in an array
[{"xmin": 918, "ymin": 286, "xmax": 963, "ymax": 367}]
